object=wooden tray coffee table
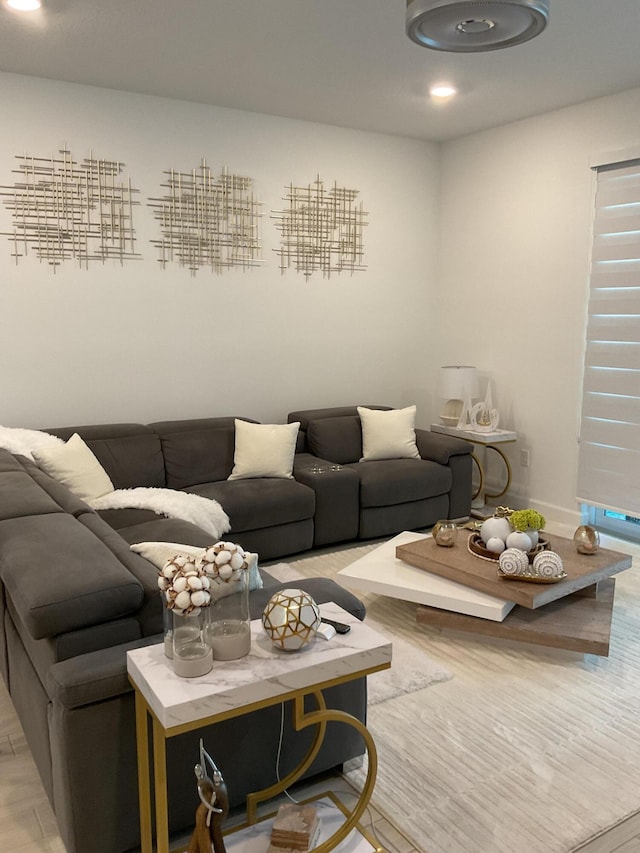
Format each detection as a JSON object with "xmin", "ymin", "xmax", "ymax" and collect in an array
[{"xmin": 396, "ymin": 532, "xmax": 632, "ymax": 656}]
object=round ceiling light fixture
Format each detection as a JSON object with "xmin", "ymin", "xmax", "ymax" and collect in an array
[{"xmin": 406, "ymin": 0, "xmax": 549, "ymax": 52}]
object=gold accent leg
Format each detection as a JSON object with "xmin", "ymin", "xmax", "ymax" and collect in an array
[
  {"xmin": 246, "ymin": 691, "xmax": 328, "ymax": 824},
  {"xmin": 134, "ymin": 691, "xmax": 153, "ymax": 853},
  {"xmin": 152, "ymin": 717, "xmax": 170, "ymax": 853},
  {"xmin": 245, "ymin": 689, "xmax": 378, "ymax": 851},
  {"xmin": 292, "ymin": 694, "xmax": 377, "ymax": 852},
  {"xmin": 484, "ymin": 444, "xmax": 512, "ymax": 500},
  {"xmin": 470, "ymin": 451, "xmax": 484, "ymax": 501}
]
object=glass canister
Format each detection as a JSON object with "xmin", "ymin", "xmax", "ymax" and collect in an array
[
  {"xmin": 162, "ymin": 594, "xmax": 173, "ymax": 659},
  {"xmin": 204, "ymin": 567, "xmax": 251, "ymax": 661},
  {"xmin": 433, "ymin": 519, "xmax": 459, "ymax": 547},
  {"xmin": 172, "ymin": 610, "xmax": 212, "ymax": 678},
  {"xmin": 201, "ymin": 543, "xmax": 253, "ymax": 661}
]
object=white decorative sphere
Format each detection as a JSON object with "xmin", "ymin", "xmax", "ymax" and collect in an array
[
  {"xmin": 498, "ymin": 547, "xmax": 530, "ymax": 576},
  {"xmin": 480, "ymin": 516, "xmax": 512, "ymax": 544},
  {"xmin": 486, "ymin": 537, "xmax": 506, "ymax": 554},
  {"xmin": 532, "ymin": 550, "xmax": 564, "ymax": 578},
  {"xmin": 262, "ymin": 588, "xmax": 321, "ymax": 652},
  {"xmin": 505, "ymin": 531, "xmax": 533, "ymax": 552}
]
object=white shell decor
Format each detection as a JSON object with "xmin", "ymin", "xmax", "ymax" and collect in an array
[
  {"xmin": 480, "ymin": 516, "xmax": 512, "ymax": 545},
  {"xmin": 505, "ymin": 530, "xmax": 533, "ymax": 552},
  {"xmin": 262, "ymin": 588, "xmax": 321, "ymax": 652},
  {"xmin": 532, "ymin": 550, "xmax": 564, "ymax": 578},
  {"xmin": 498, "ymin": 547, "xmax": 530, "ymax": 576},
  {"xmin": 158, "ymin": 555, "xmax": 212, "ymax": 616}
]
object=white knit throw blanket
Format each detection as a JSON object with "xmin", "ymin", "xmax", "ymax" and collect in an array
[{"xmin": 90, "ymin": 488, "xmax": 230, "ymax": 540}]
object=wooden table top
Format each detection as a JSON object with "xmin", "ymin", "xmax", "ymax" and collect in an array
[{"xmin": 396, "ymin": 532, "xmax": 632, "ymax": 609}]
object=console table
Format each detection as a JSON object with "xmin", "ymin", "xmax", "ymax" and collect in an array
[
  {"xmin": 126, "ymin": 603, "xmax": 391, "ymax": 853},
  {"xmin": 431, "ymin": 423, "xmax": 517, "ymax": 517}
]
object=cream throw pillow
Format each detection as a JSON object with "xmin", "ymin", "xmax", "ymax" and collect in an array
[
  {"xmin": 33, "ymin": 433, "xmax": 114, "ymax": 501},
  {"xmin": 228, "ymin": 420, "xmax": 300, "ymax": 480},
  {"xmin": 130, "ymin": 541, "xmax": 263, "ymax": 591},
  {"xmin": 357, "ymin": 406, "xmax": 420, "ymax": 462}
]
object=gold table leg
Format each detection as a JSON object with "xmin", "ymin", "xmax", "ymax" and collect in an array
[
  {"xmin": 135, "ymin": 691, "xmax": 153, "ymax": 853},
  {"xmin": 153, "ymin": 718, "xmax": 170, "ymax": 853},
  {"xmin": 483, "ymin": 444, "xmax": 512, "ymax": 500},
  {"xmin": 247, "ymin": 690, "xmax": 377, "ymax": 852}
]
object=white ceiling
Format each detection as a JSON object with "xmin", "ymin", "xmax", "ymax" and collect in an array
[{"xmin": 1, "ymin": 0, "xmax": 640, "ymax": 142}]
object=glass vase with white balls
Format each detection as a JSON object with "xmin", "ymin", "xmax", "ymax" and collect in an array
[
  {"xmin": 158, "ymin": 555, "xmax": 213, "ymax": 678},
  {"xmin": 201, "ymin": 542, "xmax": 252, "ymax": 661}
]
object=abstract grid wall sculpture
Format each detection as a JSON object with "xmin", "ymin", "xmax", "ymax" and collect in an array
[
  {"xmin": 0, "ymin": 146, "xmax": 140, "ymax": 271},
  {"xmin": 272, "ymin": 175, "xmax": 368, "ymax": 280},
  {"xmin": 148, "ymin": 160, "xmax": 263, "ymax": 275}
]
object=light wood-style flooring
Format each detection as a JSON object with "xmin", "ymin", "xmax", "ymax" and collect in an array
[{"xmin": 3, "ymin": 668, "xmax": 640, "ymax": 852}]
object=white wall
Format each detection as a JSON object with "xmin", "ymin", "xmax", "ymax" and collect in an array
[
  {"xmin": 0, "ymin": 72, "xmax": 439, "ymax": 428},
  {"xmin": 438, "ymin": 87, "xmax": 640, "ymax": 527}
]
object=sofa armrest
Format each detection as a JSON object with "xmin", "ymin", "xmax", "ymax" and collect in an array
[
  {"xmin": 249, "ymin": 576, "xmax": 366, "ymax": 623},
  {"xmin": 293, "ymin": 453, "xmax": 360, "ymax": 547},
  {"xmin": 415, "ymin": 428, "xmax": 472, "ymax": 465},
  {"xmin": 46, "ymin": 635, "xmax": 160, "ymax": 708}
]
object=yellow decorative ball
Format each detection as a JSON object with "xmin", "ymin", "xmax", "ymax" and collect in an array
[{"xmin": 262, "ymin": 588, "xmax": 321, "ymax": 651}]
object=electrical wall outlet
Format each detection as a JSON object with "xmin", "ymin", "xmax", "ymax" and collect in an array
[{"xmin": 520, "ymin": 449, "xmax": 530, "ymax": 468}]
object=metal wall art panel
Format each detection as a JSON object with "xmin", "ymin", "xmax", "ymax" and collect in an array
[
  {"xmin": 0, "ymin": 146, "xmax": 141, "ymax": 271},
  {"xmin": 272, "ymin": 176, "xmax": 368, "ymax": 280},
  {"xmin": 148, "ymin": 160, "xmax": 263, "ymax": 275}
]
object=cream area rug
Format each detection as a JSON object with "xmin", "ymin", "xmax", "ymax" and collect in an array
[
  {"xmin": 266, "ymin": 561, "xmax": 453, "ymax": 706},
  {"xmin": 277, "ymin": 536, "xmax": 640, "ymax": 853}
]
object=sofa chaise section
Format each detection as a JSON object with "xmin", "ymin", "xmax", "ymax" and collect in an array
[{"xmin": 0, "ymin": 438, "xmax": 367, "ymax": 853}]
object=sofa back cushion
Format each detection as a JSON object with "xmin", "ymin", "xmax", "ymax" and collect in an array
[
  {"xmin": 288, "ymin": 405, "xmax": 390, "ymax": 432},
  {"xmin": 306, "ymin": 416, "xmax": 363, "ymax": 464},
  {"xmin": 47, "ymin": 424, "xmax": 165, "ymax": 489},
  {"xmin": 151, "ymin": 417, "xmax": 257, "ymax": 489}
]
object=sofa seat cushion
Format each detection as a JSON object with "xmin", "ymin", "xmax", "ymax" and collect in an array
[
  {"xmin": 97, "ymin": 507, "xmax": 162, "ymax": 530},
  {"xmin": 187, "ymin": 479, "xmax": 315, "ymax": 532},
  {"xmin": 347, "ymin": 458, "xmax": 452, "ymax": 508}
]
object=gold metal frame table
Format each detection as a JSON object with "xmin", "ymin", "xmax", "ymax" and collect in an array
[
  {"xmin": 126, "ymin": 602, "xmax": 391, "ymax": 853},
  {"xmin": 430, "ymin": 423, "xmax": 517, "ymax": 518}
]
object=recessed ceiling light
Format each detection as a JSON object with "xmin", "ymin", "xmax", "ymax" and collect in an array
[
  {"xmin": 7, "ymin": 0, "xmax": 42, "ymax": 11},
  {"xmin": 430, "ymin": 84, "xmax": 457, "ymax": 99}
]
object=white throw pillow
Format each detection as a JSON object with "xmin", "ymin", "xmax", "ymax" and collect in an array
[
  {"xmin": 32, "ymin": 433, "xmax": 114, "ymax": 501},
  {"xmin": 0, "ymin": 425, "xmax": 64, "ymax": 461},
  {"xmin": 130, "ymin": 541, "xmax": 263, "ymax": 591},
  {"xmin": 357, "ymin": 406, "xmax": 420, "ymax": 462},
  {"xmin": 228, "ymin": 420, "xmax": 300, "ymax": 480}
]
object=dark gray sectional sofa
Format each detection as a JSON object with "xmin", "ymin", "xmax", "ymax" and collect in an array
[
  {"xmin": 0, "ymin": 408, "xmax": 472, "ymax": 853},
  {"xmin": 291, "ymin": 406, "xmax": 473, "ymax": 546}
]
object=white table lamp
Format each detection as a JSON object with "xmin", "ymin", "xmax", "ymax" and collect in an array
[{"xmin": 437, "ymin": 365, "xmax": 479, "ymax": 425}]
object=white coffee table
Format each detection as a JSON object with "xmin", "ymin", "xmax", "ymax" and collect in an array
[{"xmin": 337, "ymin": 531, "xmax": 514, "ymax": 622}]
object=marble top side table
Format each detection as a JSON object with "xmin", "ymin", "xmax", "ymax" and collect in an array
[{"xmin": 127, "ymin": 602, "xmax": 391, "ymax": 853}]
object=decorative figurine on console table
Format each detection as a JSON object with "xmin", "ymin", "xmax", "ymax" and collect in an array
[{"xmin": 188, "ymin": 739, "xmax": 229, "ymax": 853}]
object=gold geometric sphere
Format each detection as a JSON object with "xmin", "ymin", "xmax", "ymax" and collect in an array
[{"xmin": 261, "ymin": 588, "xmax": 321, "ymax": 651}]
